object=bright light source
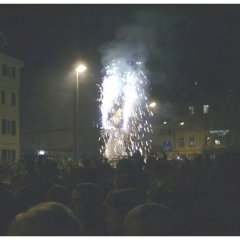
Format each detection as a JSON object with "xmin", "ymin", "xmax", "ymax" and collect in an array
[
  {"xmin": 149, "ymin": 102, "xmax": 156, "ymax": 108},
  {"xmin": 209, "ymin": 130, "xmax": 229, "ymax": 135},
  {"xmin": 76, "ymin": 65, "xmax": 87, "ymax": 73},
  {"xmin": 163, "ymin": 121, "xmax": 167, "ymax": 124},
  {"xmin": 38, "ymin": 150, "xmax": 45, "ymax": 155},
  {"xmin": 179, "ymin": 122, "xmax": 185, "ymax": 126}
]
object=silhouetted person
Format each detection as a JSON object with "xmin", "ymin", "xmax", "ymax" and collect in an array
[
  {"xmin": 6, "ymin": 202, "xmax": 84, "ymax": 236},
  {"xmin": 123, "ymin": 203, "xmax": 180, "ymax": 236},
  {"xmin": 70, "ymin": 182, "xmax": 107, "ymax": 236},
  {"xmin": 188, "ymin": 150, "xmax": 240, "ymax": 235},
  {"xmin": 113, "ymin": 174, "xmax": 140, "ymax": 190},
  {"xmin": 77, "ymin": 166, "xmax": 99, "ymax": 184},
  {"xmin": 115, "ymin": 158, "xmax": 148, "ymax": 193},
  {"xmin": 45, "ymin": 184, "xmax": 69, "ymax": 206},
  {"xmin": 132, "ymin": 151, "xmax": 145, "ymax": 172},
  {"xmin": 115, "ymin": 158, "xmax": 138, "ymax": 175},
  {"xmin": 14, "ymin": 157, "xmax": 58, "ymax": 214},
  {"xmin": 0, "ymin": 175, "xmax": 14, "ymax": 235},
  {"xmin": 104, "ymin": 188, "xmax": 146, "ymax": 235}
]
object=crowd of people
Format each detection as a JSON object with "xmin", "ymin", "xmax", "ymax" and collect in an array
[{"xmin": 0, "ymin": 150, "xmax": 240, "ymax": 236}]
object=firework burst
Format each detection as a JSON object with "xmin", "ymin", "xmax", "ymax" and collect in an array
[{"xmin": 99, "ymin": 59, "xmax": 153, "ymax": 160}]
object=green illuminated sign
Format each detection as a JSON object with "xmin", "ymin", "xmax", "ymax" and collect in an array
[{"xmin": 209, "ymin": 130, "xmax": 229, "ymax": 135}]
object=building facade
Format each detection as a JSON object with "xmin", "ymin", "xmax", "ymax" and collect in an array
[
  {"xmin": 151, "ymin": 90, "xmax": 240, "ymax": 160},
  {"xmin": 20, "ymin": 80, "xmax": 100, "ymax": 162},
  {"xmin": 0, "ymin": 31, "xmax": 23, "ymax": 162}
]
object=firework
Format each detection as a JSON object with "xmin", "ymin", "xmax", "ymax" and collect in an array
[{"xmin": 99, "ymin": 59, "xmax": 153, "ymax": 160}]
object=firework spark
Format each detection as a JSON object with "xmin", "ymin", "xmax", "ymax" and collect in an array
[{"xmin": 99, "ymin": 59, "xmax": 153, "ymax": 160}]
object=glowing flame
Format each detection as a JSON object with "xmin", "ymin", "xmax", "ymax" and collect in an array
[{"xmin": 99, "ymin": 59, "xmax": 153, "ymax": 160}]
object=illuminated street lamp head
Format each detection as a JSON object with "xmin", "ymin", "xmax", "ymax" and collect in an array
[
  {"xmin": 76, "ymin": 65, "xmax": 87, "ymax": 73},
  {"xmin": 149, "ymin": 102, "xmax": 156, "ymax": 108}
]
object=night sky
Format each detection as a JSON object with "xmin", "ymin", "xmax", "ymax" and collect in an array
[{"xmin": 0, "ymin": 4, "xmax": 240, "ymax": 100}]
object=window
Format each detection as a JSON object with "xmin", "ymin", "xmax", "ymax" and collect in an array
[
  {"xmin": 159, "ymin": 129, "xmax": 164, "ymax": 135},
  {"xmin": 12, "ymin": 67, "xmax": 16, "ymax": 78},
  {"xmin": 1, "ymin": 90, "xmax": 16, "ymax": 106},
  {"xmin": 189, "ymin": 106, "xmax": 194, "ymax": 114},
  {"xmin": 2, "ymin": 119, "xmax": 16, "ymax": 135},
  {"xmin": 1, "ymin": 149, "xmax": 16, "ymax": 162},
  {"xmin": 11, "ymin": 93, "xmax": 16, "ymax": 106},
  {"xmin": 189, "ymin": 137, "xmax": 196, "ymax": 147},
  {"xmin": 1, "ymin": 90, "xmax": 5, "ymax": 104},
  {"xmin": 179, "ymin": 137, "xmax": 185, "ymax": 147},
  {"xmin": 2, "ymin": 64, "xmax": 7, "ymax": 76},
  {"xmin": 163, "ymin": 141, "xmax": 172, "ymax": 151},
  {"xmin": 2, "ymin": 64, "xmax": 16, "ymax": 78},
  {"xmin": 203, "ymin": 105, "xmax": 209, "ymax": 114},
  {"xmin": 204, "ymin": 137, "xmax": 211, "ymax": 147},
  {"xmin": 215, "ymin": 137, "xmax": 221, "ymax": 145}
]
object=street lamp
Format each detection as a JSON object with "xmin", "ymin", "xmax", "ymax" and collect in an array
[
  {"xmin": 75, "ymin": 64, "xmax": 87, "ymax": 161},
  {"xmin": 149, "ymin": 102, "xmax": 156, "ymax": 108}
]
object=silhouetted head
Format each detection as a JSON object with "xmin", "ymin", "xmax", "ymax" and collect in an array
[
  {"xmin": 70, "ymin": 183, "xmax": 106, "ymax": 235},
  {"xmin": 113, "ymin": 174, "xmax": 139, "ymax": 190},
  {"xmin": 7, "ymin": 202, "xmax": 84, "ymax": 236},
  {"xmin": 115, "ymin": 158, "xmax": 138, "ymax": 175},
  {"xmin": 104, "ymin": 188, "xmax": 146, "ymax": 235},
  {"xmin": 46, "ymin": 185, "xmax": 69, "ymax": 206},
  {"xmin": 123, "ymin": 203, "xmax": 179, "ymax": 236},
  {"xmin": 70, "ymin": 183, "xmax": 104, "ymax": 219}
]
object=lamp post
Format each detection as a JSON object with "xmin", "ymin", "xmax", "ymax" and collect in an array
[{"xmin": 75, "ymin": 65, "xmax": 87, "ymax": 161}]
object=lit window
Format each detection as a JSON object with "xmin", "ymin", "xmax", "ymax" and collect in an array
[
  {"xmin": 189, "ymin": 137, "xmax": 196, "ymax": 147},
  {"xmin": 215, "ymin": 137, "xmax": 221, "ymax": 145},
  {"xmin": 189, "ymin": 106, "xmax": 194, "ymax": 114},
  {"xmin": 203, "ymin": 105, "xmax": 209, "ymax": 114}
]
